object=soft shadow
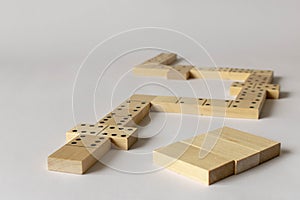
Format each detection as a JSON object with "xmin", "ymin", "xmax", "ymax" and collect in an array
[
  {"xmin": 130, "ymin": 138, "xmax": 151, "ymax": 149},
  {"xmin": 272, "ymin": 76, "xmax": 282, "ymax": 84},
  {"xmin": 87, "ymin": 162, "xmax": 107, "ymax": 173},
  {"xmin": 260, "ymin": 99, "xmax": 277, "ymax": 118},
  {"xmin": 172, "ymin": 57, "xmax": 185, "ymax": 65},
  {"xmin": 279, "ymin": 91, "xmax": 290, "ymax": 99}
]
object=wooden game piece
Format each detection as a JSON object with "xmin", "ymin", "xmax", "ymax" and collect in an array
[
  {"xmin": 245, "ymin": 74, "xmax": 272, "ymax": 84},
  {"xmin": 133, "ymin": 64, "xmax": 172, "ymax": 77},
  {"xmin": 252, "ymin": 69, "xmax": 274, "ymax": 80},
  {"xmin": 129, "ymin": 94, "xmax": 157, "ymax": 102},
  {"xmin": 255, "ymin": 83, "xmax": 280, "ymax": 99},
  {"xmin": 189, "ymin": 67, "xmax": 229, "ymax": 79},
  {"xmin": 99, "ymin": 125, "xmax": 138, "ymax": 150},
  {"xmin": 167, "ymin": 65, "xmax": 193, "ymax": 80},
  {"xmin": 200, "ymin": 99, "xmax": 232, "ymax": 117},
  {"xmin": 48, "ymin": 136, "xmax": 111, "ymax": 174},
  {"xmin": 229, "ymin": 82, "xmax": 256, "ymax": 96},
  {"xmin": 97, "ymin": 113, "xmax": 133, "ymax": 127},
  {"xmin": 150, "ymin": 95, "xmax": 180, "ymax": 112},
  {"xmin": 111, "ymin": 101, "xmax": 150, "ymax": 124},
  {"xmin": 208, "ymin": 126, "xmax": 281, "ymax": 163},
  {"xmin": 227, "ymin": 99, "xmax": 264, "ymax": 119},
  {"xmin": 176, "ymin": 97, "xmax": 207, "ymax": 115},
  {"xmin": 235, "ymin": 88, "xmax": 267, "ymax": 102},
  {"xmin": 66, "ymin": 123, "xmax": 108, "ymax": 142},
  {"xmin": 182, "ymin": 133, "xmax": 260, "ymax": 174},
  {"xmin": 228, "ymin": 68, "xmax": 253, "ymax": 80},
  {"xmin": 142, "ymin": 53, "xmax": 177, "ymax": 65},
  {"xmin": 153, "ymin": 141, "xmax": 235, "ymax": 185}
]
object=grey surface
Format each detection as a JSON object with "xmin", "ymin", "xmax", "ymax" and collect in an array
[{"xmin": 1, "ymin": 0, "xmax": 300, "ymax": 199}]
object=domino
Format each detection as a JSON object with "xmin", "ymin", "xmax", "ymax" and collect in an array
[
  {"xmin": 182, "ymin": 133, "xmax": 260, "ymax": 174},
  {"xmin": 129, "ymin": 94, "xmax": 157, "ymax": 102},
  {"xmin": 133, "ymin": 64, "xmax": 172, "ymax": 77},
  {"xmin": 142, "ymin": 53, "xmax": 177, "ymax": 65},
  {"xmin": 200, "ymin": 99, "xmax": 232, "ymax": 117},
  {"xmin": 235, "ymin": 88, "xmax": 267, "ymax": 102},
  {"xmin": 255, "ymin": 83, "xmax": 280, "ymax": 99},
  {"xmin": 227, "ymin": 100, "xmax": 264, "ymax": 119},
  {"xmin": 208, "ymin": 127, "xmax": 281, "ymax": 163},
  {"xmin": 150, "ymin": 95, "xmax": 180, "ymax": 113},
  {"xmin": 153, "ymin": 141, "xmax": 235, "ymax": 185},
  {"xmin": 99, "ymin": 125, "xmax": 138, "ymax": 150},
  {"xmin": 154, "ymin": 126, "xmax": 280, "ymax": 185},
  {"xmin": 176, "ymin": 97, "xmax": 207, "ymax": 115},
  {"xmin": 111, "ymin": 102, "xmax": 150, "ymax": 124},
  {"xmin": 229, "ymin": 82, "xmax": 256, "ymax": 96},
  {"xmin": 48, "ymin": 136, "xmax": 111, "ymax": 174},
  {"xmin": 167, "ymin": 65, "xmax": 193, "ymax": 80},
  {"xmin": 246, "ymin": 74, "xmax": 272, "ymax": 84},
  {"xmin": 66, "ymin": 123, "xmax": 108, "ymax": 142}
]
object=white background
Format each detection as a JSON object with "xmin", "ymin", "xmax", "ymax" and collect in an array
[{"xmin": 1, "ymin": 0, "xmax": 299, "ymax": 199}]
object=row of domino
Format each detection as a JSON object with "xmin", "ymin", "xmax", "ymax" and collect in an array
[
  {"xmin": 133, "ymin": 53, "xmax": 279, "ymax": 99},
  {"xmin": 48, "ymin": 91, "xmax": 276, "ymax": 175},
  {"xmin": 154, "ymin": 126, "xmax": 281, "ymax": 185}
]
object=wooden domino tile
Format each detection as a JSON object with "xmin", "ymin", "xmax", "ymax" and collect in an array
[
  {"xmin": 133, "ymin": 53, "xmax": 177, "ymax": 77},
  {"xmin": 133, "ymin": 64, "xmax": 172, "ymax": 77},
  {"xmin": 176, "ymin": 97, "xmax": 207, "ymax": 115},
  {"xmin": 48, "ymin": 136, "xmax": 111, "ymax": 174},
  {"xmin": 154, "ymin": 126, "xmax": 280, "ymax": 185},
  {"xmin": 200, "ymin": 99, "xmax": 232, "ymax": 117},
  {"xmin": 167, "ymin": 65, "xmax": 193, "ymax": 80},
  {"xmin": 153, "ymin": 141, "xmax": 235, "ymax": 185},
  {"xmin": 66, "ymin": 123, "xmax": 108, "ymax": 142},
  {"xmin": 99, "ymin": 125, "xmax": 138, "ymax": 150},
  {"xmin": 150, "ymin": 95, "xmax": 180, "ymax": 113},
  {"xmin": 182, "ymin": 134, "xmax": 260, "ymax": 174},
  {"xmin": 129, "ymin": 94, "xmax": 157, "ymax": 102},
  {"xmin": 142, "ymin": 53, "xmax": 177, "ymax": 65},
  {"xmin": 111, "ymin": 102, "xmax": 150, "ymax": 124},
  {"xmin": 229, "ymin": 82, "xmax": 256, "ymax": 96},
  {"xmin": 208, "ymin": 127, "xmax": 281, "ymax": 163},
  {"xmin": 255, "ymin": 83, "xmax": 280, "ymax": 99}
]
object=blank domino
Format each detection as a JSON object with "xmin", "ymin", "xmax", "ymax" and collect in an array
[
  {"xmin": 154, "ymin": 126, "xmax": 280, "ymax": 185},
  {"xmin": 153, "ymin": 141, "xmax": 235, "ymax": 185},
  {"xmin": 48, "ymin": 136, "xmax": 111, "ymax": 174},
  {"xmin": 209, "ymin": 127, "xmax": 281, "ymax": 163},
  {"xmin": 182, "ymin": 134, "xmax": 260, "ymax": 174}
]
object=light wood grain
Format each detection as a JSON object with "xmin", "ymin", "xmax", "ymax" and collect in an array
[
  {"xmin": 154, "ymin": 141, "xmax": 234, "ymax": 185},
  {"xmin": 48, "ymin": 136, "xmax": 111, "ymax": 174}
]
